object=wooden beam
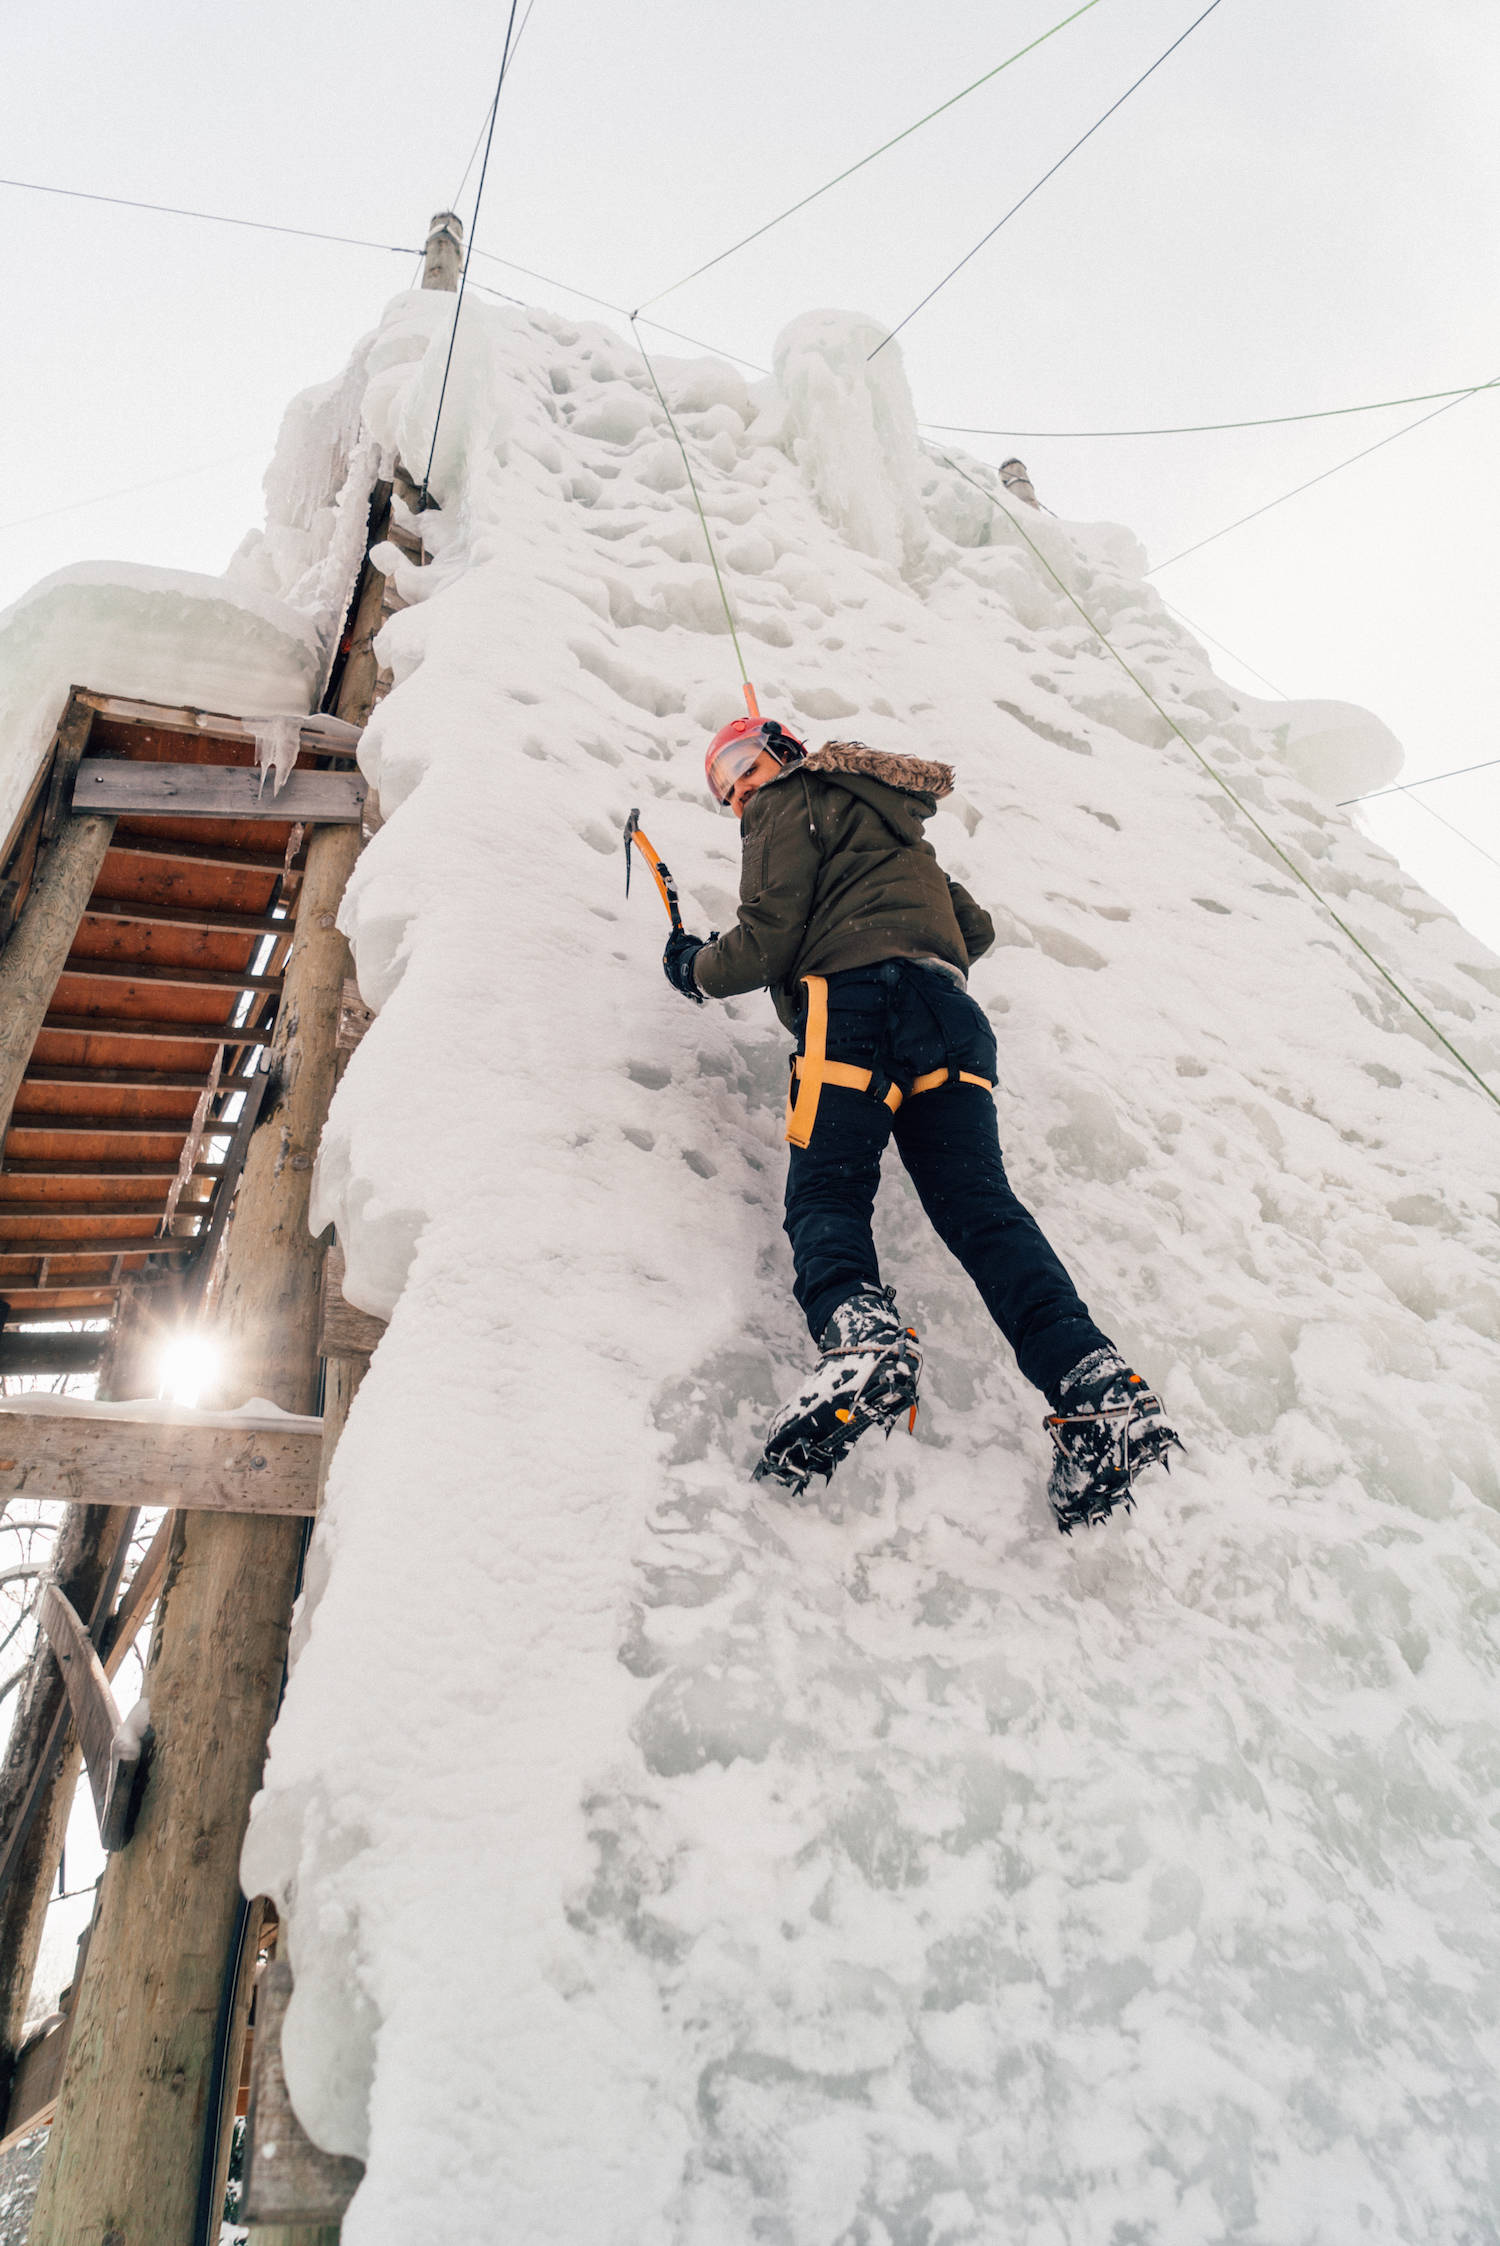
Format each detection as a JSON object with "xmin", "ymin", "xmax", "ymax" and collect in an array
[
  {"xmin": 106, "ymin": 836, "xmax": 291, "ymax": 876},
  {"xmin": 2, "ymin": 1161, "xmax": 225, "ymax": 1179},
  {"xmin": 40, "ymin": 1013, "xmax": 244, "ymax": 1044},
  {"xmin": 3, "ymin": 1114, "xmax": 197, "ymax": 1137},
  {"xmin": 36, "ymin": 1587, "xmax": 144, "ymax": 1852},
  {"xmin": 20, "ymin": 1064, "xmax": 224, "ymax": 1091},
  {"xmin": 320, "ymin": 1242, "xmax": 387, "ymax": 1361},
  {"xmin": 0, "ymin": 815, "xmax": 117, "ymax": 1149},
  {"xmin": 59, "ymin": 958, "xmax": 284, "ymax": 994},
  {"xmin": 83, "ymin": 897, "xmax": 292, "ymax": 936},
  {"xmin": 0, "ymin": 1331, "xmax": 106, "ymax": 1378},
  {"xmin": 98, "ymin": 1518, "xmax": 173, "ymax": 1680},
  {"xmin": 0, "ymin": 1240, "xmax": 191, "ymax": 1263},
  {"xmin": 74, "ymin": 761, "xmax": 366, "ymax": 824},
  {"xmin": 0, "ymin": 1405, "xmax": 320, "ymax": 1516},
  {"xmin": 241, "ymin": 1963, "xmax": 364, "ymax": 2226},
  {"xmin": 0, "ymin": 1199, "xmax": 175, "ymax": 1220}
]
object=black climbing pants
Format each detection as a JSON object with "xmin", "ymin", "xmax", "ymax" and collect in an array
[{"xmin": 782, "ymin": 961, "xmax": 1112, "ymax": 1402}]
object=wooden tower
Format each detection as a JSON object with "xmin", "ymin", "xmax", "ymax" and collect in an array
[{"xmin": 0, "ymin": 210, "xmax": 463, "ymax": 2245}]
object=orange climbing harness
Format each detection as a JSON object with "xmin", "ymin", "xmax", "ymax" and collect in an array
[{"xmin": 784, "ymin": 973, "xmax": 993, "ymax": 1148}]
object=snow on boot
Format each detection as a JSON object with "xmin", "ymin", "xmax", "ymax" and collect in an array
[
  {"xmin": 755, "ymin": 1286, "xmax": 922, "ymax": 1497},
  {"xmin": 1044, "ymin": 1346, "xmax": 1182, "ymax": 1534}
]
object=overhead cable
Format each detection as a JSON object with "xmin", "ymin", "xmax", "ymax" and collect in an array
[
  {"xmin": 930, "ymin": 447, "xmax": 1500, "ymax": 1115},
  {"xmin": 925, "ymin": 380, "xmax": 1500, "ymax": 438},
  {"xmin": 633, "ymin": 0, "xmax": 1109, "ymax": 314},
  {"xmin": 870, "ymin": 0, "xmax": 1227, "ymax": 359},
  {"xmin": 0, "ymin": 452, "xmax": 256, "ymax": 533},
  {"xmin": 1149, "ymin": 373, "xmax": 1500, "ymax": 570},
  {"xmin": 0, "ymin": 175, "xmax": 416, "ymax": 256},
  {"xmin": 421, "ymin": 0, "xmax": 525, "ymax": 502}
]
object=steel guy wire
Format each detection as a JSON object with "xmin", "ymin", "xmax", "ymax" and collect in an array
[
  {"xmin": 1150, "ymin": 375, "xmax": 1500, "ymax": 570},
  {"xmin": 633, "ymin": 0, "xmax": 1110, "ymax": 314},
  {"xmin": 1341, "ymin": 755, "xmax": 1500, "ymax": 808},
  {"xmin": 0, "ymin": 175, "xmax": 417, "ymax": 255},
  {"xmin": 420, "ymin": 0, "xmax": 524, "ymax": 504},
  {"xmin": 927, "ymin": 381, "xmax": 1500, "ymax": 438},
  {"xmin": 927, "ymin": 445, "xmax": 1500, "ymax": 1114},
  {"xmin": 869, "ymin": 0, "xmax": 1228, "ymax": 359},
  {"xmin": 470, "ymin": 255, "xmax": 770, "ymax": 369}
]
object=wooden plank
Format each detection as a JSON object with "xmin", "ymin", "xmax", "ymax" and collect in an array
[
  {"xmin": 58, "ymin": 957, "xmax": 283, "ymax": 994},
  {"xmin": 82, "ymin": 897, "xmax": 290, "ymax": 936},
  {"xmin": 74, "ymin": 761, "xmax": 366, "ymax": 824},
  {"xmin": 77, "ymin": 692, "xmax": 360, "ymax": 756},
  {"xmin": 41, "ymin": 704, "xmax": 97, "ymax": 846},
  {"xmin": 241, "ymin": 1962, "xmax": 364, "ymax": 2225},
  {"xmin": 36, "ymin": 1586, "xmax": 143, "ymax": 1852},
  {"xmin": 320, "ymin": 1242, "xmax": 387, "ymax": 1360},
  {"xmin": 0, "ymin": 1408, "xmax": 319, "ymax": 1516}
]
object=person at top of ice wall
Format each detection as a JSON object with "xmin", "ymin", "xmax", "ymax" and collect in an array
[{"xmin": 659, "ymin": 718, "xmax": 1182, "ymax": 1531}]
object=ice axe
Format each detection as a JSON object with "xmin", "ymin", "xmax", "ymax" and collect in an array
[{"xmin": 623, "ymin": 808, "xmax": 685, "ymax": 934}]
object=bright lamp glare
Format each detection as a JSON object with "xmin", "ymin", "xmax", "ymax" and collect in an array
[{"xmin": 158, "ymin": 1334, "xmax": 220, "ymax": 1409}]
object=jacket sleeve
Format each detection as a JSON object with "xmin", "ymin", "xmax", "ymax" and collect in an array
[
  {"xmin": 693, "ymin": 778, "xmax": 821, "ymax": 1000},
  {"xmin": 947, "ymin": 877, "xmax": 994, "ymax": 963}
]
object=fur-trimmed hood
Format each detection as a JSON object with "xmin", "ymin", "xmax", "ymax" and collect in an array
[{"xmin": 803, "ymin": 739, "xmax": 955, "ymax": 801}]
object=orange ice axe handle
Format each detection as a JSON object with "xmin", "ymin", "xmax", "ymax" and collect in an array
[{"xmin": 623, "ymin": 807, "xmax": 685, "ymax": 934}]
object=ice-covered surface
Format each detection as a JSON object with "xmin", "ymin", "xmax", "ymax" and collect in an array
[{"xmin": 209, "ymin": 295, "xmax": 1500, "ymax": 2244}]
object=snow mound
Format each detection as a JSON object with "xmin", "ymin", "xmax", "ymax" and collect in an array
[
  {"xmin": 201, "ymin": 298, "xmax": 1500, "ymax": 2244},
  {"xmin": 1231, "ymin": 692, "xmax": 1406, "ymax": 800}
]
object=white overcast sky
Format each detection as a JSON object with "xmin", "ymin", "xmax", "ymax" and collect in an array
[{"xmin": 2, "ymin": 0, "xmax": 1496, "ymax": 949}]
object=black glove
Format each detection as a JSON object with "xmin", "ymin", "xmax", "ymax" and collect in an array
[{"xmin": 663, "ymin": 927, "xmax": 713, "ymax": 1003}]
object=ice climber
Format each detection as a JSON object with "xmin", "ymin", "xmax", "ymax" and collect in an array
[{"xmin": 660, "ymin": 715, "xmax": 1182, "ymax": 1532}]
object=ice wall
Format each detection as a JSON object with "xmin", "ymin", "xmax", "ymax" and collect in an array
[{"xmin": 229, "ymin": 296, "xmax": 1500, "ymax": 2246}]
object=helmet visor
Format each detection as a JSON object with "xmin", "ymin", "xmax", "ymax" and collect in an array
[{"xmin": 706, "ymin": 730, "xmax": 774, "ymax": 806}]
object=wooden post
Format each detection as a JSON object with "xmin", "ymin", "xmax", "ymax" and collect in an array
[
  {"xmin": 999, "ymin": 456, "xmax": 1040, "ymax": 509},
  {"xmin": 0, "ymin": 1280, "xmax": 158, "ymax": 2134},
  {"xmin": 28, "ymin": 823, "xmax": 359, "ymax": 2246},
  {"xmin": 421, "ymin": 210, "xmax": 464, "ymax": 292},
  {"xmin": 0, "ymin": 813, "xmax": 116, "ymax": 1146}
]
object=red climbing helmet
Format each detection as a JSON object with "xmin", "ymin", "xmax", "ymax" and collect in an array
[{"xmin": 705, "ymin": 716, "xmax": 807, "ymax": 805}]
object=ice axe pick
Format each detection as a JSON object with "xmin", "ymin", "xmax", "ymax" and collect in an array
[{"xmin": 623, "ymin": 808, "xmax": 685, "ymax": 935}]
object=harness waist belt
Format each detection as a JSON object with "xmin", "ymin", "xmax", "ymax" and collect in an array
[{"xmin": 784, "ymin": 973, "xmax": 993, "ymax": 1148}]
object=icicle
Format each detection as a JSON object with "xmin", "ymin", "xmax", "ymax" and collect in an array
[{"xmin": 253, "ymin": 715, "xmax": 303, "ymax": 796}]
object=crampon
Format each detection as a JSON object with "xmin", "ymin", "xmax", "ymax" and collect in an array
[
  {"xmin": 755, "ymin": 1287, "xmax": 922, "ymax": 1498},
  {"xmin": 1044, "ymin": 1350, "xmax": 1183, "ymax": 1534}
]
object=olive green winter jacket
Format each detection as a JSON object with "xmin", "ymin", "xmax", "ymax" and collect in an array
[{"xmin": 693, "ymin": 741, "xmax": 995, "ymax": 1031}]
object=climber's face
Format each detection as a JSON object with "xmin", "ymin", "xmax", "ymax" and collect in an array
[{"xmin": 728, "ymin": 751, "xmax": 782, "ymax": 819}]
